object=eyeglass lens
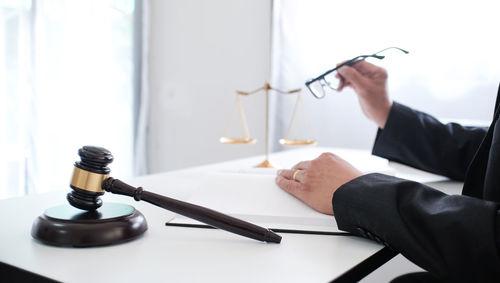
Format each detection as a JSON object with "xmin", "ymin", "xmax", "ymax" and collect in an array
[
  {"xmin": 308, "ymin": 80, "xmax": 326, "ymax": 98},
  {"xmin": 323, "ymin": 70, "xmax": 342, "ymax": 91}
]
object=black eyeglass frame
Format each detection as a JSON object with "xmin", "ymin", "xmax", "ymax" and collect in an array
[{"xmin": 305, "ymin": 47, "xmax": 409, "ymax": 99}]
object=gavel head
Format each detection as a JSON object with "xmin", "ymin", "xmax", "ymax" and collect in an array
[{"xmin": 67, "ymin": 146, "xmax": 113, "ymax": 211}]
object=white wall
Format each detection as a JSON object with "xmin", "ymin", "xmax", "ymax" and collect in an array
[{"xmin": 148, "ymin": 0, "xmax": 272, "ymax": 173}]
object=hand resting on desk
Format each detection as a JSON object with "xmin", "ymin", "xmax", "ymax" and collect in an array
[{"xmin": 275, "ymin": 152, "xmax": 362, "ymax": 215}]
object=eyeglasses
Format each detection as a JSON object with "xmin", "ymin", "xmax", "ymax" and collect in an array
[{"xmin": 305, "ymin": 47, "xmax": 409, "ymax": 99}]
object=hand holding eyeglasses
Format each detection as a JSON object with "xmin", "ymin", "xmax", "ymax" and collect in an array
[
  {"xmin": 305, "ymin": 47, "xmax": 409, "ymax": 129},
  {"xmin": 338, "ymin": 61, "xmax": 392, "ymax": 129}
]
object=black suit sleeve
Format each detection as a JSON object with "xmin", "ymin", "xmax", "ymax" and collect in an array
[
  {"xmin": 333, "ymin": 173, "xmax": 500, "ymax": 282},
  {"xmin": 372, "ymin": 102, "xmax": 487, "ymax": 181}
]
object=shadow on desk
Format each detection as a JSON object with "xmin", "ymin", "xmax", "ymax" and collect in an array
[
  {"xmin": 332, "ymin": 247, "xmax": 398, "ymax": 283},
  {"xmin": 1, "ymin": 261, "xmax": 59, "ymax": 283}
]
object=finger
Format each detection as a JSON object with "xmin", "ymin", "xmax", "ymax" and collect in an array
[
  {"xmin": 337, "ymin": 77, "xmax": 349, "ymax": 91},
  {"xmin": 337, "ymin": 79, "xmax": 351, "ymax": 92},
  {"xmin": 335, "ymin": 60, "xmax": 355, "ymax": 92},
  {"xmin": 275, "ymin": 175, "xmax": 306, "ymax": 199},
  {"xmin": 351, "ymin": 61, "xmax": 386, "ymax": 78},
  {"xmin": 335, "ymin": 73, "xmax": 345, "ymax": 92},
  {"xmin": 292, "ymin": 160, "xmax": 311, "ymax": 170},
  {"xmin": 336, "ymin": 60, "xmax": 349, "ymax": 67},
  {"xmin": 337, "ymin": 65, "xmax": 367, "ymax": 90},
  {"xmin": 277, "ymin": 169, "xmax": 295, "ymax": 180},
  {"xmin": 277, "ymin": 168, "xmax": 305, "ymax": 183},
  {"xmin": 351, "ymin": 60, "xmax": 378, "ymax": 73}
]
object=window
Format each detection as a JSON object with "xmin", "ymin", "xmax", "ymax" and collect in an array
[
  {"xmin": 0, "ymin": 0, "xmax": 137, "ymax": 198},
  {"xmin": 271, "ymin": 0, "xmax": 500, "ymax": 151}
]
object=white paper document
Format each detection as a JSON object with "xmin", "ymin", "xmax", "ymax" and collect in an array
[
  {"xmin": 167, "ymin": 148, "xmax": 449, "ymax": 233},
  {"xmin": 167, "ymin": 173, "xmax": 341, "ymax": 232}
]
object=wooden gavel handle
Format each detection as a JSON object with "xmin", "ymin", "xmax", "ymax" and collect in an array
[{"xmin": 102, "ymin": 177, "xmax": 281, "ymax": 243}]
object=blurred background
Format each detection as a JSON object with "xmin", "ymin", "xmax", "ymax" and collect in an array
[{"xmin": 1, "ymin": 0, "xmax": 499, "ymax": 199}]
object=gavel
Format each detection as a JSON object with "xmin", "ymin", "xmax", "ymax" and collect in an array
[{"xmin": 65, "ymin": 146, "xmax": 281, "ymax": 244}]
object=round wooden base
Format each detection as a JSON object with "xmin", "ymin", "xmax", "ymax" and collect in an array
[{"xmin": 31, "ymin": 203, "xmax": 148, "ymax": 247}]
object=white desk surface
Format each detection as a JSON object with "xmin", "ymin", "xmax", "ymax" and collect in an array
[{"xmin": 0, "ymin": 147, "xmax": 462, "ymax": 282}]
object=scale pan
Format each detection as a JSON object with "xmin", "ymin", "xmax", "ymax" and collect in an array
[
  {"xmin": 279, "ymin": 139, "xmax": 317, "ymax": 146},
  {"xmin": 220, "ymin": 137, "xmax": 257, "ymax": 144}
]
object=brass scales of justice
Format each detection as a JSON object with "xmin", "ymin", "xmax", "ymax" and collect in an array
[{"xmin": 220, "ymin": 82, "xmax": 317, "ymax": 168}]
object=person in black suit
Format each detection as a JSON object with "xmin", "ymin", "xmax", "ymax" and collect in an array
[{"xmin": 275, "ymin": 61, "xmax": 500, "ymax": 282}]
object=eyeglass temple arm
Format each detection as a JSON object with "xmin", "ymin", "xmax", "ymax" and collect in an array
[
  {"xmin": 310, "ymin": 57, "xmax": 365, "ymax": 83},
  {"xmin": 374, "ymin": 46, "xmax": 409, "ymax": 55},
  {"xmin": 306, "ymin": 47, "xmax": 409, "ymax": 85},
  {"xmin": 345, "ymin": 47, "xmax": 408, "ymax": 66},
  {"xmin": 328, "ymin": 55, "xmax": 379, "ymax": 73}
]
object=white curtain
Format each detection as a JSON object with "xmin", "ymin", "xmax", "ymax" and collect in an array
[
  {"xmin": 0, "ymin": 0, "xmax": 138, "ymax": 198},
  {"xmin": 0, "ymin": 0, "xmax": 34, "ymax": 198},
  {"xmin": 271, "ymin": 0, "xmax": 500, "ymax": 154},
  {"xmin": 134, "ymin": 0, "xmax": 150, "ymax": 176}
]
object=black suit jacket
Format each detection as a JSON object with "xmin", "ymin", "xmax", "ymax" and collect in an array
[{"xmin": 333, "ymin": 86, "xmax": 500, "ymax": 282}]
